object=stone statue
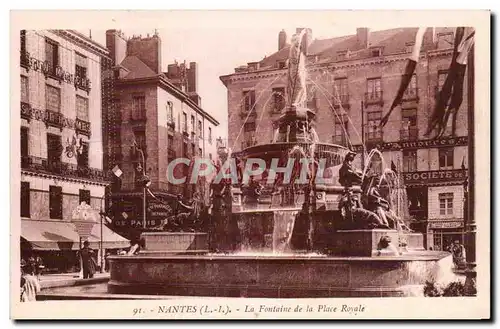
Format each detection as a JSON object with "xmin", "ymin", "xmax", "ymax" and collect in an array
[
  {"xmin": 339, "ymin": 151, "xmax": 363, "ymax": 188},
  {"xmin": 361, "ymin": 175, "xmax": 395, "ymax": 229}
]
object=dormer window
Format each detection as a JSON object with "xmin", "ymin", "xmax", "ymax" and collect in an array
[
  {"xmin": 405, "ymin": 41, "xmax": 415, "ymax": 54},
  {"xmin": 337, "ymin": 50, "xmax": 350, "ymax": 61},
  {"xmin": 371, "ymin": 48, "xmax": 382, "ymax": 57},
  {"xmin": 277, "ymin": 60, "xmax": 286, "ymax": 69}
]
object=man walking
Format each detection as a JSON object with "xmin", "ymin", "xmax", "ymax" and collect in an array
[{"xmin": 79, "ymin": 241, "xmax": 97, "ymax": 279}]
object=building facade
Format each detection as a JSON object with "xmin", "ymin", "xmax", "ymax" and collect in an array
[
  {"xmin": 220, "ymin": 27, "xmax": 471, "ymax": 251},
  {"xmin": 104, "ymin": 30, "xmax": 219, "ymax": 237},
  {"xmin": 19, "ymin": 30, "xmax": 128, "ymax": 272}
]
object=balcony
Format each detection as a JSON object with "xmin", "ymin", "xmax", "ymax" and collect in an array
[
  {"xmin": 167, "ymin": 119, "xmax": 176, "ymax": 131},
  {"xmin": 75, "ymin": 75, "xmax": 91, "ymax": 93},
  {"xmin": 240, "ymin": 104, "xmax": 257, "ymax": 118},
  {"xmin": 241, "ymin": 139, "xmax": 257, "ymax": 150},
  {"xmin": 364, "ymin": 91, "xmax": 384, "ymax": 105},
  {"xmin": 75, "ymin": 118, "xmax": 91, "ymax": 137},
  {"xmin": 332, "ymin": 135, "xmax": 349, "ymax": 147},
  {"xmin": 333, "ymin": 94, "xmax": 350, "ymax": 109},
  {"xmin": 20, "ymin": 156, "xmax": 108, "ymax": 182},
  {"xmin": 400, "ymin": 127, "xmax": 419, "ymax": 141},
  {"xmin": 269, "ymin": 100, "xmax": 285, "ymax": 114},
  {"xmin": 365, "ymin": 131, "xmax": 383, "ymax": 142},
  {"xmin": 402, "ymin": 88, "xmax": 419, "ymax": 102},
  {"xmin": 20, "ymin": 102, "xmax": 32, "ymax": 121},
  {"xmin": 44, "ymin": 110, "xmax": 64, "ymax": 129}
]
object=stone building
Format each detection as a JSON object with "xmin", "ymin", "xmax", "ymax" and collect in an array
[
  {"xmin": 104, "ymin": 30, "xmax": 219, "ymax": 236},
  {"xmin": 220, "ymin": 27, "xmax": 471, "ymax": 250},
  {"xmin": 19, "ymin": 30, "xmax": 129, "ymax": 272}
]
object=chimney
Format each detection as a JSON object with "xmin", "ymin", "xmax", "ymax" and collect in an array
[
  {"xmin": 106, "ymin": 29, "xmax": 127, "ymax": 66},
  {"xmin": 278, "ymin": 29, "xmax": 287, "ymax": 50},
  {"xmin": 356, "ymin": 27, "xmax": 370, "ymax": 49},
  {"xmin": 187, "ymin": 62, "xmax": 198, "ymax": 93},
  {"xmin": 126, "ymin": 33, "xmax": 162, "ymax": 73}
]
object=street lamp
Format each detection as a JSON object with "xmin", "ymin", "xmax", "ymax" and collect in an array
[{"xmin": 133, "ymin": 143, "xmax": 150, "ymax": 229}]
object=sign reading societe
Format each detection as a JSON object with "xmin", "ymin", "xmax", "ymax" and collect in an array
[{"xmin": 403, "ymin": 169, "xmax": 467, "ymax": 184}]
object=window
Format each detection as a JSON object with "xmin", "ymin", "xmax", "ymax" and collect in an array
[
  {"xmin": 21, "ymin": 182, "xmax": 30, "ymax": 218},
  {"xmin": 45, "ymin": 38, "xmax": 59, "ymax": 75},
  {"xmin": 191, "ymin": 115, "xmax": 195, "ymax": 134},
  {"xmin": 182, "ymin": 112, "xmax": 188, "ymax": 132},
  {"xmin": 49, "ymin": 185, "xmax": 63, "ymax": 219},
  {"xmin": 134, "ymin": 132, "xmax": 147, "ymax": 158},
  {"xmin": 45, "ymin": 85, "xmax": 61, "ymax": 112},
  {"xmin": 47, "ymin": 133, "xmax": 62, "ymax": 170},
  {"xmin": 371, "ymin": 48, "xmax": 381, "ymax": 57},
  {"xmin": 75, "ymin": 52, "xmax": 88, "ymax": 79},
  {"xmin": 272, "ymin": 87, "xmax": 285, "ymax": 111},
  {"xmin": 401, "ymin": 108, "xmax": 418, "ymax": 140},
  {"xmin": 244, "ymin": 122, "xmax": 256, "ymax": 132},
  {"xmin": 167, "ymin": 102, "xmax": 174, "ymax": 123},
  {"xmin": 208, "ymin": 127, "xmax": 212, "ymax": 144},
  {"xmin": 438, "ymin": 148, "xmax": 454, "ymax": 169},
  {"xmin": 209, "ymin": 153, "xmax": 212, "ymax": 161},
  {"xmin": 198, "ymin": 120, "xmax": 202, "ymax": 138},
  {"xmin": 277, "ymin": 61, "xmax": 286, "ymax": 69},
  {"xmin": 79, "ymin": 189, "xmax": 91, "ymax": 205},
  {"xmin": 367, "ymin": 78, "xmax": 381, "ymax": 97},
  {"xmin": 405, "ymin": 42, "xmax": 415, "ymax": 54},
  {"xmin": 132, "ymin": 96, "xmax": 146, "ymax": 120},
  {"xmin": 438, "ymin": 70, "xmax": 448, "ymax": 90},
  {"xmin": 366, "ymin": 111, "xmax": 383, "ymax": 141},
  {"xmin": 21, "ymin": 127, "xmax": 28, "ymax": 158},
  {"xmin": 402, "ymin": 150, "xmax": 417, "ymax": 172},
  {"xmin": 404, "ymin": 74, "xmax": 418, "ymax": 98},
  {"xmin": 168, "ymin": 135, "xmax": 174, "ymax": 150},
  {"xmin": 439, "ymin": 193, "xmax": 454, "ymax": 215},
  {"xmin": 198, "ymin": 148, "xmax": 203, "ymax": 157},
  {"xmin": 243, "ymin": 90, "xmax": 256, "ymax": 112},
  {"xmin": 76, "ymin": 95, "xmax": 89, "ymax": 121},
  {"xmin": 306, "ymin": 84, "xmax": 317, "ymax": 109},
  {"xmin": 77, "ymin": 141, "xmax": 89, "ymax": 168},
  {"xmin": 21, "ymin": 76, "xmax": 29, "ymax": 103},
  {"xmin": 183, "ymin": 141, "xmax": 188, "ymax": 157},
  {"xmin": 334, "ymin": 78, "xmax": 348, "ymax": 97},
  {"xmin": 333, "ymin": 118, "xmax": 348, "ymax": 146}
]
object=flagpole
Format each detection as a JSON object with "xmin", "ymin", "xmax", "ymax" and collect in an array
[{"xmin": 361, "ymin": 101, "xmax": 365, "ymax": 169}]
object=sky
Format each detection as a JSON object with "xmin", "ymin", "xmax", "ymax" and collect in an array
[{"xmin": 84, "ymin": 12, "xmax": 421, "ymax": 141}]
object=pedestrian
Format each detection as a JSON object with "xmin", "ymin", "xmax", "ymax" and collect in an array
[
  {"xmin": 20, "ymin": 260, "xmax": 40, "ymax": 302},
  {"xmin": 79, "ymin": 241, "xmax": 97, "ymax": 279},
  {"xmin": 35, "ymin": 255, "xmax": 44, "ymax": 281}
]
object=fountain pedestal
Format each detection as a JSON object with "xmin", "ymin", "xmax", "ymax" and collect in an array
[
  {"xmin": 332, "ymin": 229, "xmax": 400, "ymax": 257},
  {"xmin": 140, "ymin": 232, "xmax": 209, "ymax": 256}
]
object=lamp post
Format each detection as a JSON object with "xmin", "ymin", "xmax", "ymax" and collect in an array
[{"xmin": 133, "ymin": 143, "xmax": 149, "ymax": 229}]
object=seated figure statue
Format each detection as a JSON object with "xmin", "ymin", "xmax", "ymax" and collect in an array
[
  {"xmin": 337, "ymin": 152, "xmax": 390, "ymax": 229},
  {"xmin": 338, "ymin": 151, "xmax": 363, "ymax": 188},
  {"xmin": 361, "ymin": 175, "xmax": 394, "ymax": 229}
]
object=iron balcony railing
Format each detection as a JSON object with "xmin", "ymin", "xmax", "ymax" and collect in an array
[
  {"xmin": 364, "ymin": 91, "xmax": 383, "ymax": 105},
  {"xmin": 75, "ymin": 118, "xmax": 91, "ymax": 137},
  {"xmin": 402, "ymin": 88, "xmax": 419, "ymax": 101},
  {"xmin": 400, "ymin": 127, "xmax": 419, "ymax": 141},
  {"xmin": 365, "ymin": 131, "xmax": 384, "ymax": 142},
  {"xmin": 21, "ymin": 155, "xmax": 108, "ymax": 182}
]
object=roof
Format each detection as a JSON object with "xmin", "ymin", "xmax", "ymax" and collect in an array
[
  {"xmin": 245, "ymin": 27, "xmax": 458, "ymax": 72},
  {"xmin": 120, "ymin": 56, "xmax": 158, "ymax": 80}
]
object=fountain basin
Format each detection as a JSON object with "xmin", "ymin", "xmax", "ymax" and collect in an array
[
  {"xmin": 140, "ymin": 232, "xmax": 209, "ymax": 255},
  {"xmin": 108, "ymin": 251, "xmax": 451, "ymax": 298}
]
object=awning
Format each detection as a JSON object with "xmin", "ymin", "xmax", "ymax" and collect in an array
[{"xmin": 21, "ymin": 220, "xmax": 130, "ymax": 251}]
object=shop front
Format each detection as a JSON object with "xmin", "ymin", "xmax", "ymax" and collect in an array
[{"xmin": 427, "ymin": 220, "xmax": 465, "ymax": 251}]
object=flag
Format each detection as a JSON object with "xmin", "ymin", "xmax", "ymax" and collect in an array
[
  {"xmin": 112, "ymin": 165, "xmax": 123, "ymax": 178},
  {"xmin": 391, "ymin": 160, "xmax": 398, "ymax": 174},
  {"xmin": 381, "ymin": 27, "xmax": 426, "ymax": 127},
  {"xmin": 426, "ymin": 27, "xmax": 474, "ymax": 138}
]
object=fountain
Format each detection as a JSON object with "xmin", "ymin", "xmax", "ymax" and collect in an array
[{"xmin": 107, "ymin": 29, "xmax": 454, "ymax": 298}]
